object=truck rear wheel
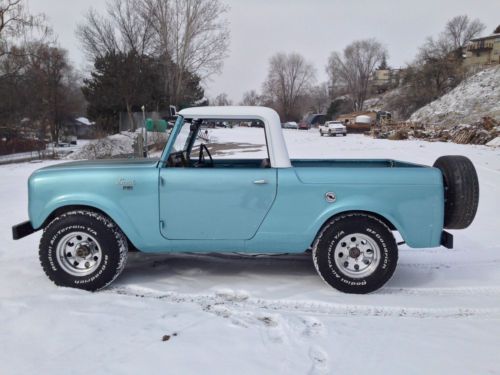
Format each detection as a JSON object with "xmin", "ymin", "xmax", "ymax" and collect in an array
[
  {"xmin": 39, "ymin": 210, "xmax": 128, "ymax": 291},
  {"xmin": 433, "ymin": 156, "xmax": 479, "ymax": 229},
  {"xmin": 312, "ymin": 213, "xmax": 398, "ymax": 294}
]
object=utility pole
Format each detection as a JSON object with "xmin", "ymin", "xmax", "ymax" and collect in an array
[{"xmin": 141, "ymin": 105, "xmax": 147, "ymax": 158}]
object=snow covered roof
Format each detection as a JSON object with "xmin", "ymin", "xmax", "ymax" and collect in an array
[
  {"xmin": 75, "ymin": 117, "xmax": 94, "ymax": 126},
  {"xmin": 178, "ymin": 106, "xmax": 291, "ymax": 168},
  {"xmin": 470, "ymin": 33, "xmax": 500, "ymax": 42}
]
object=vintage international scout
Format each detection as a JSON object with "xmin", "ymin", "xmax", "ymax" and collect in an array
[{"xmin": 12, "ymin": 107, "xmax": 479, "ymax": 294}]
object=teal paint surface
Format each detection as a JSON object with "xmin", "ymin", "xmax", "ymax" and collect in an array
[{"xmin": 28, "ymin": 158, "xmax": 444, "ymax": 252}]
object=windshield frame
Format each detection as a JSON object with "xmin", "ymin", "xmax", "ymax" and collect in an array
[
  {"xmin": 159, "ymin": 116, "xmax": 202, "ymax": 166},
  {"xmin": 159, "ymin": 115, "xmax": 184, "ymax": 164}
]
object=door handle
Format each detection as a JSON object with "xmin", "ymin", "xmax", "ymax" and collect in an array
[{"xmin": 253, "ymin": 179, "xmax": 268, "ymax": 184}]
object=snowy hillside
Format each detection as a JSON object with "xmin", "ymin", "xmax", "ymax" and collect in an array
[
  {"xmin": 2, "ymin": 129, "xmax": 500, "ymax": 374},
  {"xmin": 363, "ymin": 87, "xmax": 402, "ymax": 113},
  {"xmin": 410, "ymin": 66, "xmax": 500, "ymax": 125}
]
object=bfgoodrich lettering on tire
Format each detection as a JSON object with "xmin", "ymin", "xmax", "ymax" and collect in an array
[
  {"xmin": 39, "ymin": 210, "xmax": 128, "ymax": 291},
  {"xmin": 312, "ymin": 213, "xmax": 398, "ymax": 294}
]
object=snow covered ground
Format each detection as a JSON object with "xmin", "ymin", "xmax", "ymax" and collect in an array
[
  {"xmin": 1, "ymin": 129, "xmax": 500, "ymax": 374},
  {"xmin": 0, "ymin": 141, "xmax": 91, "ymax": 165}
]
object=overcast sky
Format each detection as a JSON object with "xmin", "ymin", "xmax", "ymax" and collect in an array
[{"xmin": 29, "ymin": 0, "xmax": 499, "ymax": 103}]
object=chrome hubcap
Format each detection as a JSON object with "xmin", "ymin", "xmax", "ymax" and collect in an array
[
  {"xmin": 333, "ymin": 233, "xmax": 380, "ymax": 278},
  {"xmin": 56, "ymin": 232, "xmax": 102, "ymax": 276}
]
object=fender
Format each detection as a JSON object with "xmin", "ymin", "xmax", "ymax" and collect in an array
[
  {"xmin": 30, "ymin": 193, "xmax": 146, "ymax": 248},
  {"xmin": 308, "ymin": 196, "xmax": 443, "ymax": 248}
]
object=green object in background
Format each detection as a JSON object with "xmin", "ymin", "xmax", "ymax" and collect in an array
[{"xmin": 145, "ymin": 118, "xmax": 167, "ymax": 132}]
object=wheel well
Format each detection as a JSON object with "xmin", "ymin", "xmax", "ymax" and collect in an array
[
  {"xmin": 312, "ymin": 210, "xmax": 397, "ymax": 248},
  {"xmin": 42, "ymin": 205, "xmax": 139, "ymax": 252},
  {"xmin": 330, "ymin": 210, "xmax": 396, "ymax": 230}
]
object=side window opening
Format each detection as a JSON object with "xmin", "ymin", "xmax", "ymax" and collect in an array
[{"xmin": 166, "ymin": 118, "xmax": 270, "ymax": 169}]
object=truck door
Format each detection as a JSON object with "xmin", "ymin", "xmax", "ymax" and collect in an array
[{"xmin": 159, "ymin": 168, "xmax": 277, "ymax": 240}]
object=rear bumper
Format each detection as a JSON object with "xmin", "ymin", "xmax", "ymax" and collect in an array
[
  {"xmin": 12, "ymin": 221, "xmax": 37, "ymax": 240},
  {"xmin": 440, "ymin": 230, "xmax": 454, "ymax": 249}
]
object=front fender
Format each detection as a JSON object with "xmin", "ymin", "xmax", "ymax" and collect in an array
[
  {"xmin": 30, "ymin": 193, "xmax": 143, "ymax": 245},
  {"xmin": 28, "ymin": 167, "xmax": 161, "ymax": 251}
]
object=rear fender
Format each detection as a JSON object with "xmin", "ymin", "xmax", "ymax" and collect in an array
[{"xmin": 309, "ymin": 198, "xmax": 441, "ymax": 248}]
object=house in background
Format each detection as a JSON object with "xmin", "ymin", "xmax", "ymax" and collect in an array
[
  {"xmin": 61, "ymin": 117, "xmax": 96, "ymax": 140},
  {"xmin": 465, "ymin": 33, "xmax": 500, "ymax": 66},
  {"xmin": 370, "ymin": 68, "xmax": 404, "ymax": 93},
  {"xmin": 74, "ymin": 117, "xmax": 96, "ymax": 138}
]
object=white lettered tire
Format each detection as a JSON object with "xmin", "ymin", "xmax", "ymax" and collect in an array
[
  {"xmin": 39, "ymin": 210, "xmax": 128, "ymax": 291},
  {"xmin": 312, "ymin": 213, "xmax": 398, "ymax": 294}
]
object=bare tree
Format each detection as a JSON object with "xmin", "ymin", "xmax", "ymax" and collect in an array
[
  {"xmin": 143, "ymin": 0, "xmax": 230, "ymax": 104},
  {"xmin": 326, "ymin": 39, "xmax": 386, "ymax": 111},
  {"xmin": 444, "ymin": 15, "xmax": 485, "ymax": 50},
  {"xmin": 0, "ymin": 0, "xmax": 50, "ymax": 78},
  {"xmin": 262, "ymin": 52, "xmax": 315, "ymax": 121},
  {"xmin": 308, "ymin": 83, "xmax": 329, "ymax": 114},
  {"xmin": 0, "ymin": 0, "xmax": 44, "ymax": 38},
  {"xmin": 0, "ymin": 41, "xmax": 82, "ymax": 139},
  {"xmin": 240, "ymin": 90, "xmax": 261, "ymax": 106},
  {"xmin": 27, "ymin": 44, "xmax": 82, "ymax": 142},
  {"xmin": 76, "ymin": 0, "xmax": 155, "ymax": 59},
  {"xmin": 212, "ymin": 92, "xmax": 231, "ymax": 106}
]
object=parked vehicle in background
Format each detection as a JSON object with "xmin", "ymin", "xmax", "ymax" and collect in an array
[
  {"xmin": 299, "ymin": 113, "xmax": 327, "ymax": 130},
  {"xmin": 319, "ymin": 121, "xmax": 347, "ymax": 136},
  {"xmin": 283, "ymin": 121, "xmax": 298, "ymax": 129},
  {"xmin": 298, "ymin": 121, "xmax": 310, "ymax": 130},
  {"xmin": 13, "ymin": 106, "xmax": 479, "ymax": 294}
]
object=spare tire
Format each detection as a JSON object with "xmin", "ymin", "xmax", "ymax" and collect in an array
[{"xmin": 433, "ymin": 156, "xmax": 479, "ymax": 229}]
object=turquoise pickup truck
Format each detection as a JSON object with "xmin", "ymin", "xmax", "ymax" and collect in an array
[{"xmin": 12, "ymin": 107, "xmax": 479, "ymax": 294}]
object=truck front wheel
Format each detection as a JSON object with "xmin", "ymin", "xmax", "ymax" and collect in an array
[
  {"xmin": 312, "ymin": 213, "xmax": 398, "ymax": 294},
  {"xmin": 39, "ymin": 210, "xmax": 128, "ymax": 291}
]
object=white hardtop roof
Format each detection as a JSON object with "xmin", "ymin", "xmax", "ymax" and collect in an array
[
  {"xmin": 179, "ymin": 106, "xmax": 279, "ymax": 120},
  {"xmin": 178, "ymin": 106, "xmax": 291, "ymax": 168}
]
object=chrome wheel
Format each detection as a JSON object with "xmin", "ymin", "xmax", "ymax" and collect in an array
[
  {"xmin": 56, "ymin": 231, "xmax": 102, "ymax": 277},
  {"xmin": 333, "ymin": 233, "xmax": 380, "ymax": 278}
]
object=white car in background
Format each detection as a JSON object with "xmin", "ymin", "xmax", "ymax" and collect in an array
[
  {"xmin": 319, "ymin": 121, "xmax": 347, "ymax": 136},
  {"xmin": 283, "ymin": 121, "xmax": 298, "ymax": 129}
]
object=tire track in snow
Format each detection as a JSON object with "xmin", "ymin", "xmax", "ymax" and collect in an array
[
  {"xmin": 108, "ymin": 286, "xmax": 500, "ymax": 319},
  {"xmin": 381, "ymin": 286, "xmax": 500, "ymax": 296}
]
